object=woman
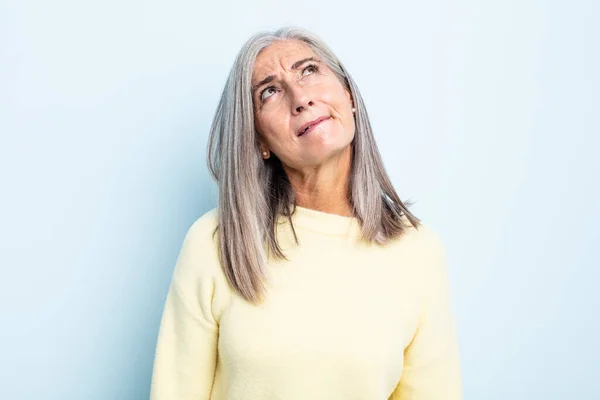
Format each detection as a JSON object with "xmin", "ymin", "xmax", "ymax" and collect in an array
[{"xmin": 150, "ymin": 26, "xmax": 462, "ymax": 400}]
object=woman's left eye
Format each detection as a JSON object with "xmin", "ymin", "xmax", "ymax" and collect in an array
[{"xmin": 303, "ymin": 64, "xmax": 319, "ymax": 76}]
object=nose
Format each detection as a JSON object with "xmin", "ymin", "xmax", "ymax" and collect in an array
[{"xmin": 289, "ymin": 84, "xmax": 314, "ymax": 114}]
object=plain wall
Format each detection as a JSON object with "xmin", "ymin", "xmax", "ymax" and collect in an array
[{"xmin": 1, "ymin": 0, "xmax": 598, "ymax": 398}]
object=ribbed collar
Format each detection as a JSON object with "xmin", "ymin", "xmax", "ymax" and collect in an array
[{"xmin": 276, "ymin": 204, "xmax": 363, "ymax": 238}]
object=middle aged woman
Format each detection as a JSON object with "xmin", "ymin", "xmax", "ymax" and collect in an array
[{"xmin": 150, "ymin": 26, "xmax": 463, "ymax": 400}]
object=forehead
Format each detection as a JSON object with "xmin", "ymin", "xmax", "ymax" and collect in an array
[{"xmin": 252, "ymin": 40, "xmax": 317, "ymax": 82}]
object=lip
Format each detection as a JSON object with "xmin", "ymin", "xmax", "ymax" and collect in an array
[{"xmin": 297, "ymin": 116, "xmax": 330, "ymax": 137}]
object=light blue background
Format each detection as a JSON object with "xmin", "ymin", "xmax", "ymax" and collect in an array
[{"xmin": 1, "ymin": 0, "xmax": 598, "ymax": 398}]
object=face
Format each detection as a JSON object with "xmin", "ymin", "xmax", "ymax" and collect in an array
[{"xmin": 252, "ymin": 40, "xmax": 355, "ymax": 169}]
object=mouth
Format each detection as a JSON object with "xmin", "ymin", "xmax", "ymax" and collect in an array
[{"xmin": 297, "ymin": 116, "xmax": 331, "ymax": 137}]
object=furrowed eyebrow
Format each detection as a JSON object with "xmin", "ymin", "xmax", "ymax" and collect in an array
[
  {"xmin": 251, "ymin": 57, "xmax": 322, "ymax": 96},
  {"xmin": 290, "ymin": 56, "xmax": 320, "ymax": 70}
]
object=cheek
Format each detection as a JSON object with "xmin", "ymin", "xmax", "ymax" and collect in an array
[
  {"xmin": 322, "ymin": 83, "xmax": 351, "ymax": 115},
  {"xmin": 257, "ymin": 112, "xmax": 291, "ymax": 145}
]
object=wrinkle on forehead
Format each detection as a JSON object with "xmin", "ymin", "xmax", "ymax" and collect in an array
[{"xmin": 252, "ymin": 40, "xmax": 316, "ymax": 84}]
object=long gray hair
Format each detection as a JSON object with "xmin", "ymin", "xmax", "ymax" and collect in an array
[{"xmin": 207, "ymin": 26, "xmax": 420, "ymax": 304}]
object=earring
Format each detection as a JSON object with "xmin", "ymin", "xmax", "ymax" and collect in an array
[
  {"xmin": 262, "ymin": 151, "xmax": 268, "ymax": 157},
  {"xmin": 352, "ymin": 107, "xmax": 356, "ymax": 113}
]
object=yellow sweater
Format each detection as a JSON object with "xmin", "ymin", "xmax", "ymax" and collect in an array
[{"xmin": 150, "ymin": 205, "xmax": 463, "ymax": 400}]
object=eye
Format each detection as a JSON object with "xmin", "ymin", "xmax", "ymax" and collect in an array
[
  {"xmin": 258, "ymin": 64, "xmax": 319, "ymax": 103},
  {"xmin": 303, "ymin": 64, "xmax": 319, "ymax": 76},
  {"xmin": 260, "ymin": 86, "xmax": 278, "ymax": 102}
]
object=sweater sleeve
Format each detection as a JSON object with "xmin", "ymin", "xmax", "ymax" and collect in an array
[
  {"xmin": 149, "ymin": 216, "xmax": 220, "ymax": 400},
  {"xmin": 390, "ymin": 226, "xmax": 463, "ymax": 400}
]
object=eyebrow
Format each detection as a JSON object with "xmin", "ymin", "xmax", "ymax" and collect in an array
[{"xmin": 251, "ymin": 57, "xmax": 321, "ymax": 96}]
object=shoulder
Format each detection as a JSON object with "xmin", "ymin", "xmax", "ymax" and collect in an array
[
  {"xmin": 175, "ymin": 207, "xmax": 221, "ymax": 278},
  {"xmin": 413, "ymin": 222, "xmax": 446, "ymax": 258},
  {"xmin": 171, "ymin": 207, "xmax": 232, "ymax": 314},
  {"xmin": 396, "ymin": 214, "xmax": 446, "ymax": 256},
  {"xmin": 393, "ymin": 216, "xmax": 449, "ymax": 287},
  {"xmin": 177, "ymin": 207, "xmax": 226, "ymax": 265},
  {"xmin": 409, "ymin": 222, "xmax": 451, "ymax": 300},
  {"xmin": 185, "ymin": 207, "xmax": 219, "ymax": 242},
  {"xmin": 174, "ymin": 208, "xmax": 218, "ymax": 268}
]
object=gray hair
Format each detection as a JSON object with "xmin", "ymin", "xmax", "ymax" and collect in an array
[{"xmin": 207, "ymin": 26, "xmax": 421, "ymax": 304}]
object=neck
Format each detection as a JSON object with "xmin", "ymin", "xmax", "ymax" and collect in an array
[{"xmin": 284, "ymin": 145, "xmax": 353, "ymax": 217}]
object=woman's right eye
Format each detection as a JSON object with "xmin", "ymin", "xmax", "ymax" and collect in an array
[{"xmin": 260, "ymin": 87, "xmax": 277, "ymax": 101}]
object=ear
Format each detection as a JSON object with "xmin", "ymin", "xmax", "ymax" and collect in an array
[
  {"xmin": 257, "ymin": 136, "xmax": 267, "ymax": 150},
  {"xmin": 257, "ymin": 136, "xmax": 270, "ymax": 156},
  {"xmin": 345, "ymin": 88, "xmax": 354, "ymax": 108}
]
